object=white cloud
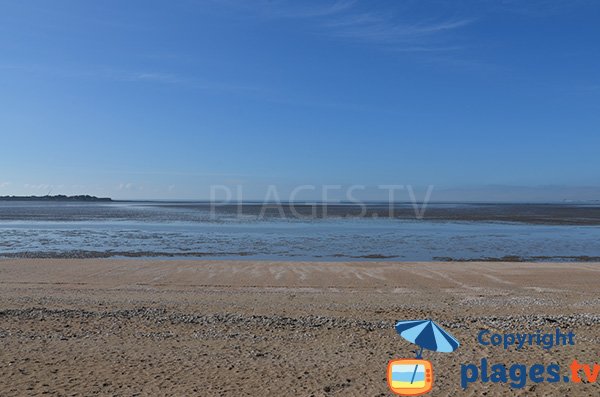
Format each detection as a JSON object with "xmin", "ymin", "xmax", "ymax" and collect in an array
[
  {"xmin": 257, "ymin": 0, "xmax": 356, "ymax": 19},
  {"xmin": 24, "ymin": 183, "xmax": 52, "ymax": 190},
  {"xmin": 321, "ymin": 16, "xmax": 473, "ymax": 46},
  {"xmin": 120, "ymin": 72, "xmax": 182, "ymax": 84},
  {"xmin": 117, "ymin": 182, "xmax": 144, "ymax": 191},
  {"xmin": 222, "ymin": 0, "xmax": 473, "ymax": 51}
]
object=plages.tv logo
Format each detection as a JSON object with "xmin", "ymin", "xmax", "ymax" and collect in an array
[{"xmin": 388, "ymin": 319, "xmax": 460, "ymax": 396}]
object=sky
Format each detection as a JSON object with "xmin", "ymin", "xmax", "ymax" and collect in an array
[{"xmin": 1, "ymin": 0, "xmax": 599, "ymax": 201}]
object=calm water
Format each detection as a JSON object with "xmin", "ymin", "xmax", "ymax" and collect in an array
[{"xmin": 1, "ymin": 201, "xmax": 600, "ymax": 261}]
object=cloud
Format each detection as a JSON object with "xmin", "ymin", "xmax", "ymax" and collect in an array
[
  {"xmin": 212, "ymin": 0, "xmax": 356, "ymax": 19},
  {"xmin": 256, "ymin": 0, "xmax": 357, "ymax": 19},
  {"xmin": 392, "ymin": 46, "xmax": 463, "ymax": 53},
  {"xmin": 117, "ymin": 182, "xmax": 144, "ymax": 191},
  {"xmin": 0, "ymin": 62, "xmax": 263, "ymax": 96},
  {"xmin": 100, "ymin": 69, "xmax": 264, "ymax": 95},
  {"xmin": 222, "ymin": 0, "xmax": 474, "ymax": 51},
  {"xmin": 125, "ymin": 72, "xmax": 182, "ymax": 84},
  {"xmin": 321, "ymin": 15, "xmax": 473, "ymax": 46},
  {"xmin": 24, "ymin": 183, "xmax": 52, "ymax": 190},
  {"xmin": 0, "ymin": 182, "xmax": 11, "ymax": 188}
]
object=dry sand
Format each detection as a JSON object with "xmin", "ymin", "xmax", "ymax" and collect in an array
[{"xmin": 1, "ymin": 259, "xmax": 599, "ymax": 396}]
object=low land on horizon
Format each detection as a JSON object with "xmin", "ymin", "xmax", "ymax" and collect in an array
[
  {"xmin": 0, "ymin": 195, "xmax": 112, "ymax": 202},
  {"xmin": 1, "ymin": 259, "xmax": 599, "ymax": 396}
]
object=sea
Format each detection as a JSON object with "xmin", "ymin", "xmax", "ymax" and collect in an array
[{"xmin": 1, "ymin": 201, "xmax": 600, "ymax": 261}]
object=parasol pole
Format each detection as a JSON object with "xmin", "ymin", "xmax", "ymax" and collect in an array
[{"xmin": 415, "ymin": 346, "xmax": 423, "ymax": 359}]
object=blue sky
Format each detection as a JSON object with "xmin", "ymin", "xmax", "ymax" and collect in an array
[{"xmin": 1, "ymin": 0, "xmax": 599, "ymax": 200}]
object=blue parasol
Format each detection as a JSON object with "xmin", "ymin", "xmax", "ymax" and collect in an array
[{"xmin": 394, "ymin": 319, "xmax": 460, "ymax": 384}]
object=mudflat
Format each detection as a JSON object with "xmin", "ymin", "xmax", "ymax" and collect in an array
[{"xmin": 1, "ymin": 259, "xmax": 599, "ymax": 396}]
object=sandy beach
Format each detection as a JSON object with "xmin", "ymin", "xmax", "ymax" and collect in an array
[{"xmin": 1, "ymin": 259, "xmax": 599, "ymax": 396}]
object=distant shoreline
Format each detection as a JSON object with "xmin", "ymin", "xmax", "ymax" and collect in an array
[
  {"xmin": 0, "ymin": 195, "xmax": 112, "ymax": 202},
  {"xmin": 1, "ymin": 251, "xmax": 600, "ymax": 262}
]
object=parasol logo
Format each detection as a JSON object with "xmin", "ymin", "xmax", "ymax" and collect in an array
[{"xmin": 387, "ymin": 319, "xmax": 460, "ymax": 396}]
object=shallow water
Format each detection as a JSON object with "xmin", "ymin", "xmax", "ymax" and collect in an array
[{"xmin": 1, "ymin": 201, "xmax": 599, "ymax": 261}]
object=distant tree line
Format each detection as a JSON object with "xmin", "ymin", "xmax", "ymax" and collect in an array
[{"xmin": 0, "ymin": 195, "xmax": 112, "ymax": 202}]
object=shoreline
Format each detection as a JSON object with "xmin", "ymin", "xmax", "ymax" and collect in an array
[{"xmin": 2, "ymin": 253, "xmax": 600, "ymax": 263}]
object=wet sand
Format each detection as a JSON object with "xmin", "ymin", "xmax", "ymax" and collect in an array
[{"xmin": 1, "ymin": 259, "xmax": 599, "ymax": 396}]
